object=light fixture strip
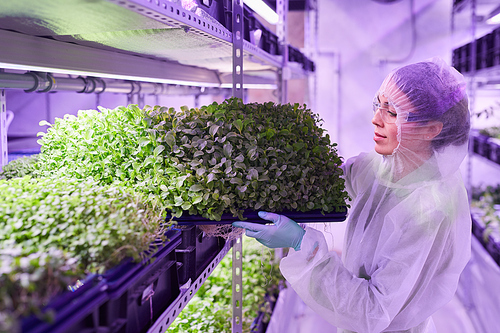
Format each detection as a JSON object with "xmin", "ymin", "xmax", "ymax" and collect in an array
[{"xmin": 245, "ymin": 0, "xmax": 279, "ymax": 24}]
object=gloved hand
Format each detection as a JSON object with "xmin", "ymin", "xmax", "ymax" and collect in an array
[{"xmin": 232, "ymin": 211, "xmax": 305, "ymax": 251}]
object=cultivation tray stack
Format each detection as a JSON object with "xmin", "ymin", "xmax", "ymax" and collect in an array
[
  {"xmin": 470, "ymin": 181, "xmax": 500, "ymax": 267},
  {"xmin": 452, "ymin": 26, "xmax": 500, "ymax": 74},
  {"xmin": 470, "ymin": 128, "xmax": 500, "ymax": 167}
]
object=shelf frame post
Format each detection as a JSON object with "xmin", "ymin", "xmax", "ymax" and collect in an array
[
  {"xmin": 231, "ymin": 0, "xmax": 244, "ymax": 332},
  {"xmin": 0, "ymin": 89, "xmax": 7, "ymax": 170},
  {"xmin": 277, "ymin": 0, "xmax": 289, "ymax": 104}
]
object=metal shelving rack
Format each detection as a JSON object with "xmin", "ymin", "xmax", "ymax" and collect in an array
[
  {"xmin": 452, "ymin": 2, "xmax": 500, "ymax": 333},
  {"xmin": 0, "ymin": 0, "xmax": 315, "ymax": 332},
  {"xmin": 452, "ymin": 0, "xmax": 500, "ymax": 264},
  {"xmin": 451, "ymin": 0, "xmax": 500, "ymax": 197},
  {"xmin": 0, "ymin": 0, "xmax": 312, "ymax": 167}
]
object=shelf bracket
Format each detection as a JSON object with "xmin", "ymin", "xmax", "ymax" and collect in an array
[
  {"xmin": 0, "ymin": 89, "xmax": 7, "ymax": 170},
  {"xmin": 231, "ymin": 0, "xmax": 244, "ymax": 331}
]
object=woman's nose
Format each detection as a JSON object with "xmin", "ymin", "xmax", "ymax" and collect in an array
[{"xmin": 372, "ymin": 109, "xmax": 383, "ymax": 127}]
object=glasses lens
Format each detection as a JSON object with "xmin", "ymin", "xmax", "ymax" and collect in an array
[{"xmin": 373, "ymin": 98, "xmax": 397, "ymax": 123}]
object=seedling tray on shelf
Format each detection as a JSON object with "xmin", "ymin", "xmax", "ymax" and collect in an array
[
  {"xmin": 21, "ymin": 274, "xmax": 108, "ymax": 333},
  {"xmin": 99, "ymin": 229, "xmax": 182, "ymax": 333},
  {"xmin": 471, "ymin": 215, "xmax": 500, "ymax": 266},
  {"xmin": 166, "ymin": 208, "xmax": 347, "ymax": 225},
  {"xmin": 472, "ymin": 131, "xmax": 491, "ymax": 158},
  {"xmin": 488, "ymin": 137, "xmax": 500, "ymax": 165},
  {"xmin": 175, "ymin": 225, "xmax": 226, "ymax": 285}
]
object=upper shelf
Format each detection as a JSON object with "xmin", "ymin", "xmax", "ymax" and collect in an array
[{"xmin": 0, "ymin": 0, "xmax": 310, "ymax": 88}]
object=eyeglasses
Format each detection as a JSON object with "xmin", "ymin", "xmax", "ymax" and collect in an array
[{"xmin": 373, "ymin": 97, "xmax": 398, "ymax": 124}]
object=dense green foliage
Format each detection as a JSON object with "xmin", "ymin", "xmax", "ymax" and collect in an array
[
  {"xmin": 0, "ymin": 176, "xmax": 165, "ymax": 272},
  {"xmin": 0, "ymin": 176, "xmax": 166, "ymax": 330},
  {"xmin": 30, "ymin": 98, "xmax": 348, "ymax": 221},
  {"xmin": 471, "ymin": 184, "xmax": 500, "ymax": 243},
  {"xmin": 145, "ymin": 98, "xmax": 348, "ymax": 220},
  {"xmin": 0, "ymin": 247, "xmax": 79, "ymax": 332},
  {"xmin": 0, "ymin": 155, "xmax": 38, "ymax": 180},
  {"xmin": 479, "ymin": 126, "xmax": 500, "ymax": 139},
  {"xmin": 168, "ymin": 237, "xmax": 284, "ymax": 333},
  {"xmin": 35, "ymin": 105, "xmax": 178, "ymax": 209}
]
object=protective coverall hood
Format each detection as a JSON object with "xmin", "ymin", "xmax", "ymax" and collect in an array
[{"xmin": 376, "ymin": 56, "xmax": 470, "ymax": 188}]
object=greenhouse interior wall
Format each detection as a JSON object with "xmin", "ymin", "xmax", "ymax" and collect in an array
[{"xmin": 3, "ymin": 0, "xmax": 500, "ymax": 332}]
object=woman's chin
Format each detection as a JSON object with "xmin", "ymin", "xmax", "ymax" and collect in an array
[{"xmin": 374, "ymin": 145, "xmax": 392, "ymax": 156}]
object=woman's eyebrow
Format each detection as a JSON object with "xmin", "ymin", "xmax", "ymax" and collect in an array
[{"xmin": 378, "ymin": 96, "xmax": 390, "ymax": 107}]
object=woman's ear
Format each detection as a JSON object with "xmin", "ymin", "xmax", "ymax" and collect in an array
[{"xmin": 426, "ymin": 121, "xmax": 443, "ymax": 140}]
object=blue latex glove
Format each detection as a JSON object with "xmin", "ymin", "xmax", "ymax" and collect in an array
[{"xmin": 232, "ymin": 211, "xmax": 305, "ymax": 251}]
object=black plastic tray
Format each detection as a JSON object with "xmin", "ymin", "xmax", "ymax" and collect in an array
[
  {"xmin": 99, "ymin": 229, "xmax": 182, "ymax": 333},
  {"xmin": 21, "ymin": 274, "xmax": 108, "ymax": 333},
  {"xmin": 175, "ymin": 225, "xmax": 226, "ymax": 285},
  {"xmin": 167, "ymin": 208, "xmax": 347, "ymax": 225},
  {"xmin": 472, "ymin": 215, "xmax": 500, "ymax": 267}
]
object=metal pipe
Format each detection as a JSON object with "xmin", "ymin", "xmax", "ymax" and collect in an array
[{"xmin": 0, "ymin": 71, "xmax": 228, "ymax": 96}]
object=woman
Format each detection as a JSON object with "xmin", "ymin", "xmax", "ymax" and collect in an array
[{"xmin": 233, "ymin": 57, "xmax": 471, "ymax": 333}]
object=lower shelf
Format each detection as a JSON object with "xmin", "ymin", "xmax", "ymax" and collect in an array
[
  {"xmin": 21, "ymin": 275, "xmax": 108, "ymax": 333},
  {"xmin": 18, "ymin": 228, "xmax": 230, "ymax": 333},
  {"xmin": 471, "ymin": 215, "xmax": 500, "ymax": 267},
  {"xmin": 146, "ymin": 239, "xmax": 233, "ymax": 332}
]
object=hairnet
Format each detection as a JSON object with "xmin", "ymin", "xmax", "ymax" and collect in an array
[
  {"xmin": 279, "ymin": 58, "xmax": 472, "ymax": 332},
  {"xmin": 376, "ymin": 57, "xmax": 470, "ymax": 186}
]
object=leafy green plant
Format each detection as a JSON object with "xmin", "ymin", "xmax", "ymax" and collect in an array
[
  {"xmin": 0, "ymin": 176, "xmax": 166, "ymax": 273},
  {"xmin": 145, "ymin": 98, "xmax": 349, "ymax": 221},
  {"xmin": 0, "ymin": 176, "xmax": 167, "ymax": 330},
  {"xmin": 0, "ymin": 155, "xmax": 38, "ymax": 180},
  {"xmin": 479, "ymin": 126, "xmax": 500, "ymax": 139},
  {"xmin": 31, "ymin": 99, "xmax": 348, "ymax": 222},
  {"xmin": 0, "ymin": 98, "xmax": 348, "ymax": 331},
  {"xmin": 35, "ymin": 106, "xmax": 181, "ymax": 211},
  {"xmin": 168, "ymin": 237, "xmax": 284, "ymax": 333},
  {"xmin": 0, "ymin": 246, "xmax": 80, "ymax": 333}
]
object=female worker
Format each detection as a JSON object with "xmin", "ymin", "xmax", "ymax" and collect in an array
[{"xmin": 233, "ymin": 57, "xmax": 471, "ymax": 333}]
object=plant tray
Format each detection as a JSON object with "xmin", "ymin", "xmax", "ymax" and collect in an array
[
  {"xmin": 473, "ymin": 133, "xmax": 491, "ymax": 158},
  {"xmin": 471, "ymin": 215, "xmax": 500, "ymax": 267},
  {"xmin": 21, "ymin": 274, "xmax": 108, "ymax": 333},
  {"xmin": 175, "ymin": 225, "xmax": 226, "ymax": 285},
  {"xmin": 489, "ymin": 137, "xmax": 500, "ymax": 165},
  {"xmin": 99, "ymin": 229, "xmax": 182, "ymax": 333},
  {"xmin": 166, "ymin": 208, "xmax": 347, "ymax": 225}
]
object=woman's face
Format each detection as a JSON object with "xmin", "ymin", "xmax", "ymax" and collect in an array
[{"xmin": 372, "ymin": 94, "xmax": 399, "ymax": 155}]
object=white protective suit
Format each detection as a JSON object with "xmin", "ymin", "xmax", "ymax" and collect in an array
[{"xmin": 280, "ymin": 58, "xmax": 472, "ymax": 333}]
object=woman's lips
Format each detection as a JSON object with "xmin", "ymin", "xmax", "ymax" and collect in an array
[{"xmin": 374, "ymin": 132, "xmax": 386, "ymax": 142}]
